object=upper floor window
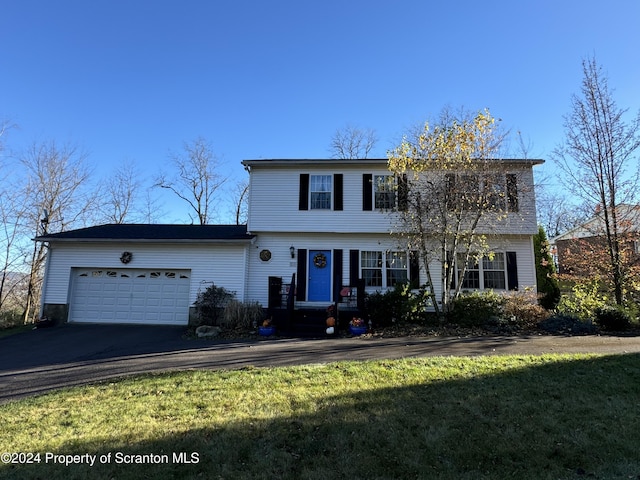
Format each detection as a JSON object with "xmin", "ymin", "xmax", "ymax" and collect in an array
[
  {"xmin": 363, "ymin": 173, "xmax": 408, "ymax": 211},
  {"xmin": 299, "ymin": 174, "xmax": 343, "ymax": 211},
  {"xmin": 446, "ymin": 173, "xmax": 519, "ymax": 212},
  {"xmin": 374, "ymin": 175, "xmax": 396, "ymax": 209},
  {"xmin": 310, "ymin": 175, "xmax": 332, "ymax": 210}
]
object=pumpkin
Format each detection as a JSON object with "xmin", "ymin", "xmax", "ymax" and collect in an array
[{"xmin": 326, "ymin": 317, "xmax": 336, "ymax": 327}]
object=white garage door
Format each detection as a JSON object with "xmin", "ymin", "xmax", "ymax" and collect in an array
[{"xmin": 69, "ymin": 268, "xmax": 191, "ymax": 325}]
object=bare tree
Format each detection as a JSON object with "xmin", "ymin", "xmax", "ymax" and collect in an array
[
  {"xmin": 554, "ymin": 57, "xmax": 640, "ymax": 304},
  {"xmin": 20, "ymin": 140, "xmax": 94, "ymax": 322},
  {"xmin": 156, "ymin": 137, "xmax": 226, "ymax": 224},
  {"xmin": 99, "ymin": 161, "xmax": 143, "ymax": 223},
  {"xmin": 329, "ymin": 124, "xmax": 378, "ymax": 159},
  {"xmin": 388, "ymin": 108, "xmax": 514, "ymax": 317},
  {"xmin": 0, "ymin": 121, "xmax": 28, "ymax": 323},
  {"xmin": 0, "ymin": 186, "xmax": 29, "ymax": 318},
  {"xmin": 230, "ymin": 179, "xmax": 249, "ymax": 225}
]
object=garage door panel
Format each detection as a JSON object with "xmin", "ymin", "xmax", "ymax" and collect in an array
[{"xmin": 70, "ymin": 268, "xmax": 191, "ymax": 325}]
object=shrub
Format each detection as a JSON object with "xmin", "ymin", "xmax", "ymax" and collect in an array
[
  {"xmin": 365, "ymin": 290, "xmax": 400, "ymax": 327},
  {"xmin": 194, "ymin": 284, "xmax": 235, "ymax": 325},
  {"xmin": 556, "ymin": 279, "xmax": 608, "ymax": 321},
  {"xmin": 502, "ymin": 291, "xmax": 550, "ymax": 329},
  {"xmin": 533, "ymin": 226, "xmax": 561, "ymax": 309},
  {"xmin": 538, "ymin": 313, "xmax": 599, "ymax": 335},
  {"xmin": 449, "ymin": 290, "xmax": 505, "ymax": 327},
  {"xmin": 222, "ymin": 300, "xmax": 264, "ymax": 329},
  {"xmin": 595, "ymin": 306, "xmax": 632, "ymax": 331},
  {"xmin": 365, "ymin": 283, "xmax": 432, "ymax": 326},
  {"xmin": 0, "ymin": 309, "xmax": 23, "ymax": 329}
]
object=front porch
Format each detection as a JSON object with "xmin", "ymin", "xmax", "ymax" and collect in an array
[{"xmin": 267, "ymin": 275, "xmax": 365, "ymax": 337}]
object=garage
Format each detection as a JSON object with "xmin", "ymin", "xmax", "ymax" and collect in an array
[{"xmin": 69, "ymin": 268, "xmax": 191, "ymax": 325}]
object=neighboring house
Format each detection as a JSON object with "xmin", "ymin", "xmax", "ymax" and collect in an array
[
  {"xmin": 36, "ymin": 158, "xmax": 542, "ymax": 327},
  {"xmin": 552, "ymin": 204, "xmax": 640, "ymax": 275}
]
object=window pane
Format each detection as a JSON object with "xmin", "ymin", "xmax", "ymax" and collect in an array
[
  {"xmin": 374, "ymin": 175, "xmax": 395, "ymax": 209},
  {"xmin": 386, "ymin": 251, "xmax": 408, "ymax": 287},
  {"xmin": 484, "ymin": 174, "xmax": 506, "ymax": 210},
  {"xmin": 457, "ymin": 253, "xmax": 479, "ymax": 289},
  {"xmin": 462, "ymin": 270, "xmax": 480, "ymax": 289},
  {"xmin": 483, "ymin": 253, "xmax": 506, "ymax": 289},
  {"xmin": 484, "ymin": 271, "xmax": 506, "ymax": 289},
  {"xmin": 310, "ymin": 175, "xmax": 332, "ymax": 209},
  {"xmin": 361, "ymin": 251, "xmax": 382, "ymax": 287},
  {"xmin": 483, "ymin": 253, "xmax": 505, "ymax": 270}
]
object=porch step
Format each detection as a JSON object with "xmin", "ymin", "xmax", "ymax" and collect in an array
[{"xmin": 271, "ymin": 308, "xmax": 342, "ymax": 338}]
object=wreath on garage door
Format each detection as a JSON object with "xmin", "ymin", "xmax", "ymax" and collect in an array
[
  {"xmin": 313, "ymin": 252, "xmax": 327, "ymax": 268},
  {"xmin": 120, "ymin": 251, "xmax": 133, "ymax": 264}
]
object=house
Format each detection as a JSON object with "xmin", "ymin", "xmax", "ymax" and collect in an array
[
  {"xmin": 552, "ymin": 204, "xmax": 640, "ymax": 275},
  {"xmin": 36, "ymin": 158, "xmax": 543, "ymax": 328}
]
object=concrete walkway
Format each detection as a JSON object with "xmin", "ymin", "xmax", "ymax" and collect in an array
[{"xmin": 2, "ymin": 324, "xmax": 640, "ymax": 403}]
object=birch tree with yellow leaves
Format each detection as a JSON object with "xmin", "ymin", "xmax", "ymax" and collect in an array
[{"xmin": 388, "ymin": 108, "xmax": 513, "ymax": 316}]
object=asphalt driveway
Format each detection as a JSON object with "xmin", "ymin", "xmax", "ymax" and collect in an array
[{"xmin": 2, "ymin": 323, "xmax": 640, "ymax": 403}]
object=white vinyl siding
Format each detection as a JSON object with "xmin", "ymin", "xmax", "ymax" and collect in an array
[
  {"xmin": 42, "ymin": 242, "xmax": 249, "ymax": 311},
  {"xmin": 246, "ymin": 162, "xmax": 539, "ymax": 235}
]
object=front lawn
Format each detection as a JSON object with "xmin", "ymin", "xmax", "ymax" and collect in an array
[{"xmin": 1, "ymin": 354, "xmax": 640, "ymax": 479}]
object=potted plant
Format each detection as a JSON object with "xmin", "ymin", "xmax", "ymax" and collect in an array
[
  {"xmin": 258, "ymin": 318, "xmax": 276, "ymax": 336},
  {"xmin": 349, "ymin": 317, "xmax": 367, "ymax": 336}
]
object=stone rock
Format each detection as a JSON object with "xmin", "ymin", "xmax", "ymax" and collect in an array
[{"xmin": 196, "ymin": 325, "xmax": 222, "ymax": 338}]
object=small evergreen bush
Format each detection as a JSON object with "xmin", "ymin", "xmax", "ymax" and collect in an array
[
  {"xmin": 194, "ymin": 284, "xmax": 235, "ymax": 325},
  {"xmin": 595, "ymin": 306, "xmax": 632, "ymax": 331},
  {"xmin": 364, "ymin": 283, "xmax": 431, "ymax": 326},
  {"xmin": 538, "ymin": 314, "xmax": 599, "ymax": 335},
  {"xmin": 449, "ymin": 290, "xmax": 505, "ymax": 327}
]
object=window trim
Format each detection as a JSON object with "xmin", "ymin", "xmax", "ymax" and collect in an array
[
  {"xmin": 309, "ymin": 174, "xmax": 333, "ymax": 210},
  {"xmin": 361, "ymin": 250, "xmax": 409, "ymax": 289},
  {"xmin": 373, "ymin": 175, "xmax": 396, "ymax": 210},
  {"xmin": 457, "ymin": 252, "xmax": 507, "ymax": 290},
  {"xmin": 445, "ymin": 173, "xmax": 519, "ymax": 212}
]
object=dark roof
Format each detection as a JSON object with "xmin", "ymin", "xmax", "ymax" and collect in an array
[
  {"xmin": 241, "ymin": 158, "xmax": 544, "ymax": 167},
  {"xmin": 35, "ymin": 224, "xmax": 254, "ymax": 243}
]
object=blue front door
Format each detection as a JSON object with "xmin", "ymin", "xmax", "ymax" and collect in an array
[{"xmin": 308, "ymin": 250, "xmax": 331, "ymax": 301}]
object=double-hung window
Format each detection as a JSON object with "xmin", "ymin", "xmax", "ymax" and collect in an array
[
  {"xmin": 310, "ymin": 175, "xmax": 332, "ymax": 210},
  {"xmin": 457, "ymin": 252, "xmax": 507, "ymax": 290},
  {"xmin": 483, "ymin": 253, "xmax": 506, "ymax": 289},
  {"xmin": 361, "ymin": 250, "xmax": 409, "ymax": 288},
  {"xmin": 374, "ymin": 175, "xmax": 396, "ymax": 209},
  {"xmin": 386, "ymin": 251, "xmax": 408, "ymax": 286}
]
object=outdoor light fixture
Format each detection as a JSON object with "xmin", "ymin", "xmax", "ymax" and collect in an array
[{"xmin": 290, "ymin": 246, "xmax": 295, "ymax": 258}]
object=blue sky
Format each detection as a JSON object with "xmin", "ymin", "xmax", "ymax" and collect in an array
[{"xmin": 2, "ymin": 0, "xmax": 639, "ymax": 223}]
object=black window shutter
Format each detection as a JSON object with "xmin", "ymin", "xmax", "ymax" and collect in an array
[
  {"xmin": 349, "ymin": 249, "xmax": 360, "ymax": 285},
  {"xmin": 297, "ymin": 249, "xmax": 307, "ymax": 300},
  {"xmin": 397, "ymin": 174, "xmax": 408, "ymax": 211},
  {"xmin": 334, "ymin": 174, "xmax": 343, "ymax": 211},
  {"xmin": 299, "ymin": 174, "xmax": 309, "ymax": 211},
  {"xmin": 409, "ymin": 251, "xmax": 420, "ymax": 288},
  {"xmin": 363, "ymin": 174, "xmax": 373, "ymax": 211},
  {"xmin": 506, "ymin": 251, "xmax": 518, "ymax": 291},
  {"xmin": 333, "ymin": 249, "xmax": 343, "ymax": 301},
  {"xmin": 506, "ymin": 174, "xmax": 518, "ymax": 212}
]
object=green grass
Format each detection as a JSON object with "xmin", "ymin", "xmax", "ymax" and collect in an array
[
  {"xmin": 2, "ymin": 354, "xmax": 640, "ymax": 479},
  {"xmin": 0, "ymin": 324, "xmax": 33, "ymax": 339}
]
